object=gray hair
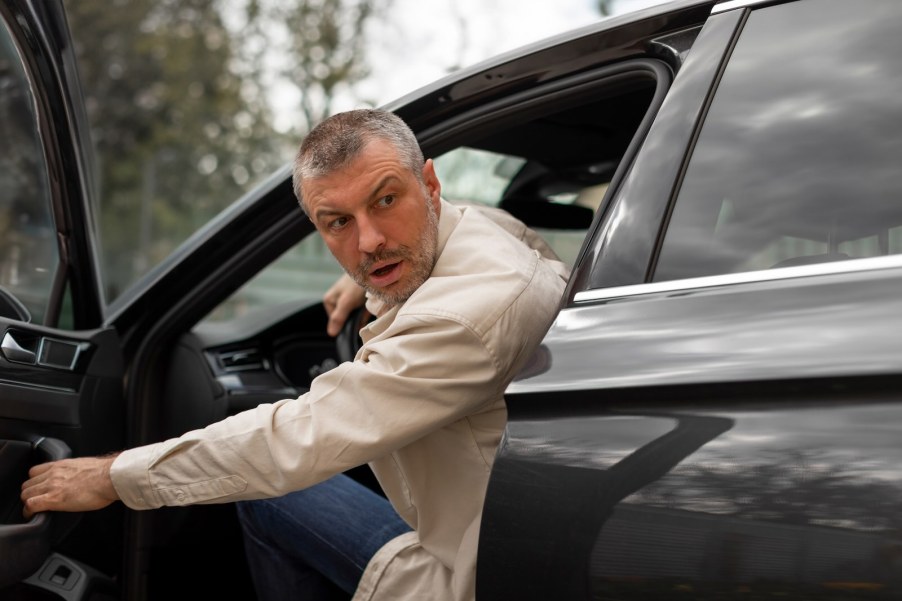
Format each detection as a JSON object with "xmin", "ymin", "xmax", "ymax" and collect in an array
[{"xmin": 293, "ymin": 109, "xmax": 425, "ymax": 214}]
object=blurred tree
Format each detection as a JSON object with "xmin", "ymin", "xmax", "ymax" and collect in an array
[
  {"xmin": 263, "ymin": 0, "xmax": 392, "ymax": 134},
  {"xmin": 597, "ymin": 0, "xmax": 615, "ymax": 16},
  {"xmin": 64, "ymin": 0, "xmax": 288, "ymax": 299}
]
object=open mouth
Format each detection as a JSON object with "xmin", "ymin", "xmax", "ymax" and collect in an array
[{"xmin": 372, "ymin": 263, "xmax": 398, "ymax": 277}]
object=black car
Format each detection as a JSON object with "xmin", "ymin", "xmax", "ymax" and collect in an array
[{"xmin": 2, "ymin": 0, "xmax": 902, "ymax": 599}]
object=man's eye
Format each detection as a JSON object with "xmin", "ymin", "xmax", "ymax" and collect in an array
[
  {"xmin": 377, "ymin": 195, "xmax": 395, "ymax": 208},
  {"xmin": 329, "ymin": 216, "xmax": 349, "ymax": 230}
]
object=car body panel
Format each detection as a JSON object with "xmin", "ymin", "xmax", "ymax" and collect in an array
[
  {"xmin": 390, "ymin": 0, "xmax": 718, "ymax": 139},
  {"xmin": 481, "ymin": 395, "xmax": 902, "ymax": 599},
  {"xmin": 482, "ymin": 1, "xmax": 902, "ymax": 599},
  {"xmin": 514, "ymin": 258, "xmax": 902, "ymax": 394}
]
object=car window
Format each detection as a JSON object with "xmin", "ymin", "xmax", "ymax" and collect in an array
[
  {"xmin": 435, "ymin": 147, "xmax": 600, "ymax": 267},
  {"xmin": 202, "ymin": 232, "xmax": 344, "ymax": 324},
  {"xmin": 62, "ymin": 1, "xmax": 291, "ymax": 307},
  {"xmin": 0, "ymin": 19, "xmax": 59, "ymax": 324},
  {"xmin": 653, "ymin": 0, "xmax": 902, "ymax": 282}
]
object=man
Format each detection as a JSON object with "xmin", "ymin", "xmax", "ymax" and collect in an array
[{"xmin": 21, "ymin": 109, "xmax": 569, "ymax": 600}]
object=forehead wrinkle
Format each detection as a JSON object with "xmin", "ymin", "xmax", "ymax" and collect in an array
[{"xmin": 310, "ymin": 173, "xmax": 405, "ymax": 224}]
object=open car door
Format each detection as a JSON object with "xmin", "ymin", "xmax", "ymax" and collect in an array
[{"xmin": 0, "ymin": 0, "xmax": 126, "ymax": 595}]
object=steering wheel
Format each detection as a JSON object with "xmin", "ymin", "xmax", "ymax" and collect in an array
[{"xmin": 336, "ymin": 306, "xmax": 373, "ymax": 363}]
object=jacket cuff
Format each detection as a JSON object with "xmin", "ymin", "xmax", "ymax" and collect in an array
[{"xmin": 109, "ymin": 443, "xmax": 165, "ymax": 510}]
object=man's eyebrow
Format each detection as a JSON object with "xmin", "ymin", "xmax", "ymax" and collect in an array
[
  {"xmin": 313, "ymin": 175, "xmax": 404, "ymax": 222},
  {"xmin": 314, "ymin": 207, "xmax": 343, "ymax": 222},
  {"xmin": 370, "ymin": 175, "xmax": 401, "ymax": 198}
]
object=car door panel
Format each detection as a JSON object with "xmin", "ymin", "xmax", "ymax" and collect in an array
[
  {"xmin": 483, "ymin": 386, "xmax": 902, "ymax": 599},
  {"xmin": 483, "ymin": 265, "xmax": 902, "ymax": 599},
  {"xmin": 483, "ymin": 2, "xmax": 902, "ymax": 599},
  {"xmin": 0, "ymin": 320, "xmax": 124, "ymax": 440},
  {"xmin": 0, "ymin": 0, "xmax": 129, "ymax": 593},
  {"xmin": 0, "ymin": 320, "xmax": 124, "ymax": 589}
]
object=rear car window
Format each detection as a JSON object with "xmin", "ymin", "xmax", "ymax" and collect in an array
[
  {"xmin": 653, "ymin": 0, "xmax": 902, "ymax": 282},
  {"xmin": 434, "ymin": 147, "xmax": 598, "ymax": 267}
]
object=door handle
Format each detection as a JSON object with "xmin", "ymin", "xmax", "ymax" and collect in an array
[{"xmin": 1, "ymin": 331, "xmax": 36, "ymax": 364}]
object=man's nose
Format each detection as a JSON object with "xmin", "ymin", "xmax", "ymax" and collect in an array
[{"xmin": 357, "ymin": 215, "xmax": 386, "ymax": 254}]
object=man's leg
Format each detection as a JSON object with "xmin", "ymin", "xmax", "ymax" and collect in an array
[{"xmin": 236, "ymin": 473, "xmax": 411, "ymax": 601}]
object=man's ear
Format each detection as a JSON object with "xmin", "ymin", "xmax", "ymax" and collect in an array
[{"xmin": 422, "ymin": 159, "xmax": 442, "ymax": 205}]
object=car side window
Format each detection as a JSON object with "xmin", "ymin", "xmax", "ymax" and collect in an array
[
  {"xmin": 0, "ymin": 19, "xmax": 59, "ymax": 324},
  {"xmin": 434, "ymin": 147, "xmax": 600, "ymax": 267},
  {"xmin": 201, "ymin": 231, "xmax": 344, "ymax": 324},
  {"xmin": 653, "ymin": 0, "xmax": 902, "ymax": 282}
]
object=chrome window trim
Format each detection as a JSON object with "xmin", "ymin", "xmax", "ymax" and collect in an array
[
  {"xmin": 712, "ymin": 0, "xmax": 789, "ymax": 13},
  {"xmin": 573, "ymin": 254, "xmax": 902, "ymax": 304}
]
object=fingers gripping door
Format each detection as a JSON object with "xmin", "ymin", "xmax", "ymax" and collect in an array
[{"xmin": 0, "ymin": 436, "xmax": 72, "ymax": 588}]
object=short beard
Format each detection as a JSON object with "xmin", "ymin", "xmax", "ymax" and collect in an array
[{"xmin": 350, "ymin": 195, "xmax": 439, "ymax": 307}]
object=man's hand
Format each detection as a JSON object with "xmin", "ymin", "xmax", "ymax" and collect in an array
[
  {"xmin": 323, "ymin": 274, "xmax": 366, "ymax": 337},
  {"xmin": 20, "ymin": 455, "xmax": 121, "ymax": 519}
]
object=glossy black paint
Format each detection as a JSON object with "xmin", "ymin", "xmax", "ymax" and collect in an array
[
  {"xmin": 523, "ymin": 264, "xmax": 902, "ymax": 394},
  {"xmin": 483, "ymin": 394, "xmax": 902, "ymax": 599},
  {"xmin": 481, "ymin": 1, "xmax": 902, "ymax": 599},
  {"xmin": 484, "ymin": 260, "xmax": 902, "ymax": 599},
  {"xmin": 389, "ymin": 0, "xmax": 718, "ymax": 136},
  {"xmin": 576, "ymin": 8, "xmax": 741, "ymax": 295}
]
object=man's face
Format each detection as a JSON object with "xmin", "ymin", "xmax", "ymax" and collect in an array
[{"xmin": 302, "ymin": 139, "xmax": 442, "ymax": 306}]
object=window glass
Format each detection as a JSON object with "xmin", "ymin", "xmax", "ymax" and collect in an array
[
  {"xmin": 435, "ymin": 147, "xmax": 595, "ymax": 266},
  {"xmin": 0, "ymin": 20, "xmax": 59, "ymax": 324},
  {"xmin": 435, "ymin": 147, "xmax": 525, "ymax": 206},
  {"xmin": 202, "ymin": 233, "xmax": 343, "ymax": 323},
  {"xmin": 654, "ymin": 0, "xmax": 902, "ymax": 282},
  {"xmin": 62, "ymin": 1, "xmax": 291, "ymax": 305}
]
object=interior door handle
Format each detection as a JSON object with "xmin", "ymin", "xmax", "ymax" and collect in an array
[{"xmin": 1, "ymin": 331, "xmax": 36, "ymax": 364}]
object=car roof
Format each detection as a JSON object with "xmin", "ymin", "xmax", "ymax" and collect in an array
[{"xmin": 386, "ymin": 0, "xmax": 717, "ymax": 134}]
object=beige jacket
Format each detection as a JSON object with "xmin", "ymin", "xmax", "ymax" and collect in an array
[{"xmin": 111, "ymin": 200, "xmax": 570, "ymax": 601}]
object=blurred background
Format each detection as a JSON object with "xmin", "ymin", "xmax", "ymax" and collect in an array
[{"xmin": 59, "ymin": 0, "xmax": 668, "ymax": 308}]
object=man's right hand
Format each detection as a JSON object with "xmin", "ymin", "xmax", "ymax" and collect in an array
[
  {"xmin": 323, "ymin": 274, "xmax": 366, "ymax": 337},
  {"xmin": 21, "ymin": 455, "xmax": 121, "ymax": 519}
]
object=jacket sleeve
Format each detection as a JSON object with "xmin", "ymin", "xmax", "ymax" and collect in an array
[{"xmin": 110, "ymin": 313, "xmax": 497, "ymax": 510}]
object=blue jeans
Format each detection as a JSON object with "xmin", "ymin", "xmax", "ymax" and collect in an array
[{"xmin": 236, "ymin": 473, "xmax": 412, "ymax": 601}]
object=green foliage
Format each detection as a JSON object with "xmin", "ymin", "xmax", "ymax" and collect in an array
[
  {"xmin": 62, "ymin": 0, "xmax": 387, "ymax": 302},
  {"xmin": 248, "ymin": 0, "xmax": 391, "ymax": 133}
]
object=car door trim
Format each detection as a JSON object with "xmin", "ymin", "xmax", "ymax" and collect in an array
[{"xmin": 574, "ymin": 254, "xmax": 902, "ymax": 304}]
